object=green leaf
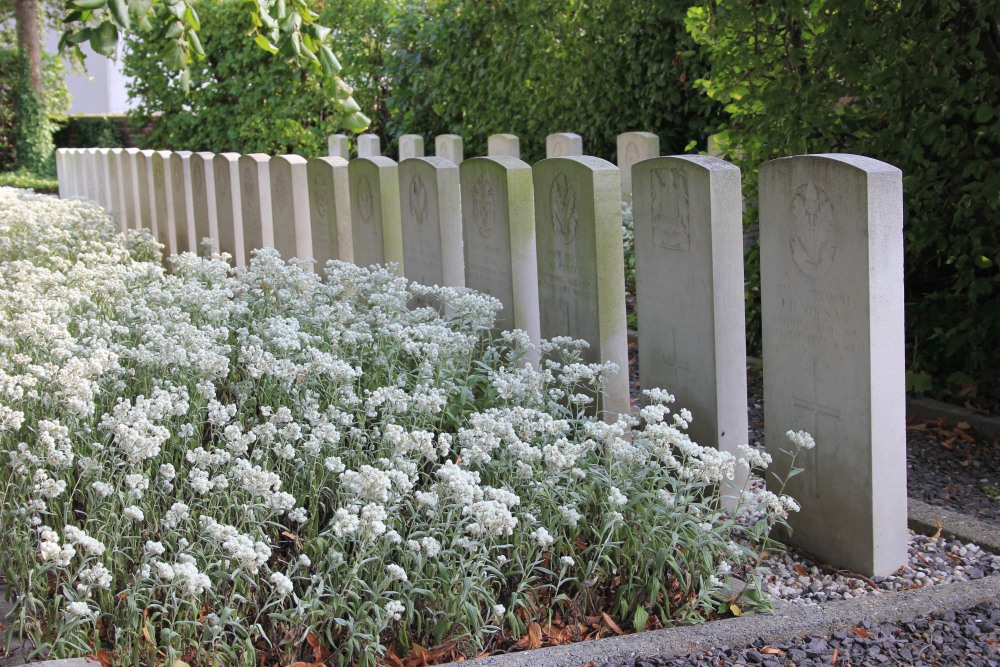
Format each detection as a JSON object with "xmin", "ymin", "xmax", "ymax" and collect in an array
[
  {"xmin": 254, "ymin": 33, "xmax": 278, "ymax": 54},
  {"xmin": 89, "ymin": 20, "xmax": 119, "ymax": 57},
  {"xmin": 162, "ymin": 39, "xmax": 186, "ymax": 70},
  {"xmin": 165, "ymin": 20, "xmax": 184, "ymax": 39},
  {"xmin": 187, "ymin": 29, "xmax": 204, "ymax": 57},
  {"xmin": 107, "ymin": 0, "xmax": 129, "ymax": 28},
  {"xmin": 975, "ymin": 104, "xmax": 994, "ymax": 124},
  {"xmin": 633, "ymin": 606, "xmax": 649, "ymax": 631},
  {"xmin": 184, "ymin": 5, "xmax": 200, "ymax": 30},
  {"xmin": 341, "ymin": 111, "xmax": 370, "ymax": 133},
  {"xmin": 69, "ymin": 0, "xmax": 106, "ymax": 10}
]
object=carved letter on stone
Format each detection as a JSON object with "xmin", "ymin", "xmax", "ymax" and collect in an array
[
  {"xmin": 473, "ymin": 173, "xmax": 495, "ymax": 237},
  {"xmin": 409, "ymin": 175, "xmax": 428, "ymax": 225},
  {"xmin": 650, "ymin": 168, "xmax": 690, "ymax": 251},
  {"xmin": 550, "ymin": 173, "xmax": 578, "ymax": 245},
  {"xmin": 789, "ymin": 181, "xmax": 836, "ymax": 278}
]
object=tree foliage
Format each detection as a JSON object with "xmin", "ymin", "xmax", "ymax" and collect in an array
[{"xmin": 687, "ymin": 0, "xmax": 1000, "ymax": 405}]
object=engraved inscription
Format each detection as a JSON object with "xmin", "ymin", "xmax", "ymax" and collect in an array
[
  {"xmin": 790, "ymin": 181, "xmax": 836, "ymax": 278},
  {"xmin": 240, "ymin": 164, "xmax": 255, "ymax": 201},
  {"xmin": 192, "ymin": 164, "xmax": 205, "ymax": 195},
  {"xmin": 791, "ymin": 357, "xmax": 840, "ymax": 497},
  {"xmin": 550, "ymin": 173, "xmax": 578, "ymax": 245},
  {"xmin": 409, "ymin": 175, "xmax": 428, "ymax": 225},
  {"xmin": 274, "ymin": 168, "xmax": 289, "ymax": 215},
  {"xmin": 473, "ymin": 173, "xmax": 495, "ymax": 237},
  {"xmin": 439, "ymin": 144, "xmax": 452, "ymax": 162},
  {"xmin": 551, "ymin": 140, "xmax": 565, "ymax": 157},
  {"xmin": 358, "ymin": 176, "xmax": 374, "ymax": 225},
  {"xmin": 658, "ymin": 328, "xmax": 690, "ymax": 391},
  {"xmin": 624, "ymin": 140, "xmax": 640, "ymax": 167},
  {"xmin": 650, "ymin": 168, "xmax": 690, "ymax": 251},
  {"xmin": 310, "ymin": 171, "xmax": 328, "ymax": 219}
]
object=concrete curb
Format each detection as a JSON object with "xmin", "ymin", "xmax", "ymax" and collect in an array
[
  {"xmin": 906, "ymin": 396, "xmax": 1000, "ymax": 441},
  {"xmin": 908, "ymin": 498, "xmax": 1000, "ymax": 555}
]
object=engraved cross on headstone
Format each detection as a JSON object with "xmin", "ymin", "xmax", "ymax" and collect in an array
[
  {"xmin": 791, "ymin": 356, "xmax": 840, "ymax": 496},
  {"xmin": 657, "ymin": 327, "xmax": 690, "ymax": 391}
]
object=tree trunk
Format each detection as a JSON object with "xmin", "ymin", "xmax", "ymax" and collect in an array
[{"xmin": 15, "ymin": 0, "xmax": 43, "ymax": 96}]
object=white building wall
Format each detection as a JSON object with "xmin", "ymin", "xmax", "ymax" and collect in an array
[{"xmin": 44, "ymin": 29, "xmax": 134, "ymax": 115}]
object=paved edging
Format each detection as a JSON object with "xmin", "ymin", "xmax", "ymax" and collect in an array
[
  {"xmin": 906, "ymin": 396, "xmax": 1000, "ymax": 441},
  {"xmin": 907, "ymin": 497, "xmax": 1000, "ymax": 554}
]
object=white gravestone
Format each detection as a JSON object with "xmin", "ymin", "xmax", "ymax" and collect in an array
[
  {"xmin": 82, "ymin": 148, "xmax": 99, "ymax": 202},
  {"xmin": 307, "ymin": 156, "xmax": 353, "ymax": 270},
  {"xmin": 270, "ymin": 154, "xmax": 313, "ymax": 264},
  {"xmin": 488, "ymin": 134, "xmax": 520, "ymax": 159},
  {"xmin": 169, "ymin": 151, "xmax": 196, "ymax": 254},
  {"xmin": 399, "ymin": 135, "xmax": 425, "ymax": 161},
  {"xmin": 123, "ymin": 148, "xmax": 142, "ymax": 230},
  {"xmin": 107, "ymin": 149, "xmax": 128, "ymax": 232},
  {"xmin": 328, "ymin": 134, "xmax": 349, "ymax": 159},
  {"xmin": 348, "ymin": 156, "xmax": 404, "ymax": 274},
  {"xmin": 633, "ymin": 155, "xmax": 748, "ymax": 502},
  {"xmin": 760, "ymin": 154, "xmax": 906, "ymax": 578},
  {"xmin": 460, "ymin": 156, "xmax": 541, "ymax": 349},
  {"xmin": 55, "ymin": 148, "xmax": 68, "ymax": 198},
  {"xmin": 213, "ymin": 153, "xmax": 245, "ymax": 266},
  {"xmin": 435, "ymin": 135, "xmax": 464, "ymax": 166},
  {"xmin": 398, "ymin": 157, "xmax": 465, "ymax": 307},
  {"xmin": 70, "ymin": 149, "xmax": 85, "ymax": 199},
  {"xmin": 96, "ymin": 148, "xmax": 114, "ymax": 210},
  {"xmin": 358, "ymin": 134, "xmax": 381, "ymax": 158},
  {"xmin": 190, "ymin": 152, "xmax": 219, "ymax": 255},
  {"xmin": 546, "ymin": 133, "xmax": 583, "ymax": 159},
  {"xmin": 617, "ymin": 132, "xmax": 659, "ymax": 197},
  {"xmin": 136, "ymin": 150, "xmax": 158, "ymax": 237},
  {"xmin": 239, "ymin": 154, "xmax": 274, "ymax": 266},
  {"xmin": 533, "ymin": 156, "xmax": 630, "ymax": 418},
  {"xmin": 151, "ymin": 151, "xmax": 176, "ymax": 256}
]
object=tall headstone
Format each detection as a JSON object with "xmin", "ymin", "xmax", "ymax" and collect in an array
[
  {"xmin": 348, "ymin": 156, "xmax": 403, "ymax": 273},
  {"xmin": 546, "ymin": 133, "xmax": 583, "ymax": 159},
  {"xmin": 617, "ymin": 132, "xmax": 659, "ymax": 197},
  {"xmin": 190, "ymin": 152, "xmax": 219, "ymax": 255},
  {"xmin": 169, "ymin": 151, "xmax": 196, "ymax": 254},
  {"xmin": 488, "ymin": 134, "xmax": 520, "ymax": 159},
  {"xmin": 136, "ymin": 150, "xmax": 157, "ymax": 236},
  {"xmin": 358, "ymin": 134, "xmax": 381, "ymax": 158},
  {"xmin": 269, "ymin": 154, "xmax": 313, "ymax": 264},
  {"xmin": 399, "ymin": 135, "xmax": 425, "ymax": 161},
  {"xmin": 106, "ymin": 149, "xmax": 127, "ymax": 231},
  {"xmin": 460, "ymin": 156, "xmax": 541, "ymax": 345},
  {"xmin": 760, "ymin": 154, "xmax": 906, "ymax": 577},
  {"xmin": 55, "ymin": 149, "xmax": 68, "ymax": 198},
  {"xmin": 70, "ymin": 149, "xmax": 85, "ymax": 199},
  {"xmin": 239, "ymin": 154, "xmax": 274, "ymax": 265},
  {"xmin": 123, "ymin": 148, "xmax": 142, "ymax": 230},
  {"xmin": 82, "ymin": 148, "xmax": 99, "ymax": 202},
  {"xmin": 151, "ymin": 150, "xmax": 176, "ymax": 255},
  {"xmin": 398, "ymin": 157, "xmax": 465, "ymax": 301},
  {"xmin": 213, "ymin": 153, "xmax": 244, "ymax": 266},
  {"xmin": 307, "ymin": 156, "xmax": 353, "ymax": 270},
  {"xmin": 633, "ymin": 156, "xmax": 748, "ymax": 498},
  {"xmin": 328, "ymin": 134, "xmax": 349, "ymax": 159},
  {"xmin": 435, "ymin": 135, "xmax": 464, "ymax": 166},
  {"xmin": 95, "ymin": 148, "xmax": 113, "ymax": 210},
  {"xmin": 533, "ymin": 156, "xmax": 629, "ymax": 417}
]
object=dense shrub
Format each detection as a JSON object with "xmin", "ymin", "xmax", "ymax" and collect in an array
[{"xmin": 0, "ymin": 47, "xmax": 68, "ymax": 173}]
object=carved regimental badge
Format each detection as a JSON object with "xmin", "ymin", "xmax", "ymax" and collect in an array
[
  {"xmin": 357, "ymin": 176, "xmax": 374, "ymax": 225},
  {"xmin": 790, "ymin": 181, "xmax": 836, "ymax": 278},
  {"xmin": 650, "ymin": 168, "xmax": 690, "ymax": 251},
  {"xmin": 550, "ymin": 173, "xmax": 578, "ymax": 245},
  {"xmin": 472, "ymin": 173, "xmax": 495, "ymax": 237},
  {"xmin": 409, "ymin": 175, "xmax": 428, "ymax": 225},
  {"xmin": 624, "ymin": 141, "xmax": 640, "ymax": 169}
]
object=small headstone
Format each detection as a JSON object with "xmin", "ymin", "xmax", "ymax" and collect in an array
[
  {"xmin": 347, "ymin": 156, "xmax": 403, "ymax": 273},
  {"xmin": 190, "ymin": 152, "xmax": 219, "ymax": 255},
  {"xmin": 151, "ymin": 151, "xmax": 176, "ymax": 255},
  {"xmin": 487, "ymin": 134, "xmax": 520, "ymax": 159},
  {"xmin": 328, "ymin": 134, "xmax": 349, "ymax": 159},
  {"xmin": 760, "ymin": 153, "xmax": 906, "ymax": 577},
  {"xmin": 269, "ymin": 154, "xmax": 313, "ymax": 264},
  {"xmin": 459, "ymin": 156, "xmax": 541, "ymax": 347},
  {"xmin": 357, "ymin": 134, "xmax": 381, "ymax": 158},
  {"xmin": 107, "ymin": 149, "xmax": 128, "ymax": 232},
  {"xmin": 307, "ymin": 156, "xmax": 353, "ymax": 271},
  {"xmin": 239, "ymin": 153, "xmax": 274, "ymax": 265},
  {"xmin": 632, "ymin": 155, "xmax": 748, "ymax": 500},
  {"xmin": 122, "ymin": 148, "xmax": 142, "ymax": 229},
  {"xmin": 136, "ymin": 150, "xmax": 157, "ymax": 236},
  {"xmin": 169, "ymin": 151, "xmax": 196, "ymax": 254},
  {"xmin": 617, "ymin": 132, "xmax": 659, "ymax": 197},
  {"xmin": 533, "ymin": 156, "xmax": 629, "ymax": 418},
  {"xmin": 545, "ymin": 133, "xmax": 583, "ymax": 159},
  {"xmin": 398, "ymin": 157, "xmax": 465, "ymax": 305},
  {"xmin": 435, "ymin": 135, "xmax": 464, "ymax": 166},
  {"xmin": 399, "ymin": 135, "xmax": 425, "ymax": 161},
  {"xmin": 213, "ymin": 153, "xmax": 245, "ymax": 266}
]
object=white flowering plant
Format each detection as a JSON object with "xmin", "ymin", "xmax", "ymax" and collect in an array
[{"xmin": 0, "ymin": 188, "xmax": 810, "ymax": 666}]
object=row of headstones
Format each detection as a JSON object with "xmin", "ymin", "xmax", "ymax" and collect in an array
[
  {"xmin": 54, "ymin": 146, "xmax": 906, "ymax": 580},
  {"xmin": 330, "ymin": 131, "xmax": 658, "ymax": 195}
]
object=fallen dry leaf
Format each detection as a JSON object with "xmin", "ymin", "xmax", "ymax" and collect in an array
[
  {"xmin": 831, "ymin": 647, "xmax": 839, "ymax": 664},
  {"xmin": 527, "ymin": 622, "xmax": 543, "ymax": 649},
  {"xmin": 932, "ymin": 516, "xmax": 943, "ymax": 539},
  {"xmin": 729, "ymin": 604, "xmax": 742, "ymax": 617},
  {"xmin": 305, "ymin": 631, "xmax": 332, "ymax": 663},
  {"xmin": 761, "ymin": 647, "xmax": 784, "ymax": 655},
  {"xmin": 795, "ymin": 563, "xmax": 810, "ymax": 577},
  {"xmin": 852, "ymin": 627, "xmax": 872, "ymax": 639},
  {"xmin": 601, "ymin": 612, "xmax": 624, "ymax": 636}
]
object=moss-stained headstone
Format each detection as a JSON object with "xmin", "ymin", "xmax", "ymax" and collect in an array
[
  {"xmin": 348, "ymin": 157, "xmax": 403, "ymax": 274},
  {"xmin": 307, "ymin": 156, "xmax": 353, "ymax": 271},
  {"xmin": 460, "ymin": 156, "xmax": 540, "ymax": 348},
  {"xmin": 534, "ymin": 156, "xmax": 630, "ymax": 418},
  {"xmin": 760, "ymin": 154, "xmax": 906, "ymax": 577},
  {"xmin": 213, "ymin": 153, "xmax": 244, "ymax": 267},
  {"xmin": 270, "ymin": 154, "xmax": 313, "ymax": 264}
]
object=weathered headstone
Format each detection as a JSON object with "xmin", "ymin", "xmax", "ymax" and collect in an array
[
  {"xmin": 633, "ymin": 155, "xmax": 748, "ymax": 500},
  {"xmin": 488, "ymin": 134, "xmax": 520, "ymax": 159},
  {"xmin": 136, "ymin": 150, "xmax": 158, "ymax": 236},
  {"xmin": 398, "ymin": 157, "xmax": 465, "ymax": 305},
  {"xmin": 122, "ymin": 148, "xmax": 142, "ymax": 230},
  {"xmin": 459, "ymin": 156, "xmax": 541, "ymax": 345},
  {"xmin": 328, "ymin": 134, "xmax": 349, "ymax": 159},
  {"xmin": 617, "ymin": 132, "xmax": 659, "ymax": 197},
  {"xmin": 190, "ymin": 152, "xmax": 219, "ymax": 255},
  {"xmin": 533, "ymin": 156, "xmax": 629, "ymax": 417},
  {"xmin": 269, "ymin": 154, "xmax": 313, "ymax": 264},
  {"xmin": 213, "ymin": 153, "xmax": 245, "ymax": 266},
  {"xmin": 760, "ymin": 154, "xmax": 906, "ymax": 577},
  {"xmin": 435, "ymin": 135, "xmax": 464, "ymax": 166},
  {"xmin": 96, "ymin": 148, "xmax": 114, "ymax": 210},
  {"xmin": 151, "ymin": 151, "xmax": 176, "ymax": 255},
  {"xmin": 70, "ymin": 148, "xmax": 86, "ymax": 199},
  {"xmin": 106, "ymin": 149, "xmax": 127, "ymax": 232},
  {"xmin": 169, "ymin": 151, "xmax": 196, "ymax": 254},
  {"xmin": 307, "ymin": 156, "xmax": 353, "ymax": 271},
  {"xmin": 55, "ymin": 149, "xmax": 68, "ymax": 198},
  {"xmin": 358, "ymin": 134, "xmax": 381, "ymax": 158},
  {"xmin": 239, "ymin": 153, "xmax": 275, "ymax": 266},
  {"xmin": 82, "ymin": 148, "xmax": 99, "ymax": 202},
  {"xmin": 347, "ymin": 156, "xmax": 403, "ymax": 273},
  {"xmin": 399, "ymin": 135, "xmax": 425, "ymax": 161},
  {"xmin": 546, "ymin": 133, "xmax": 583, "ymax": 159}
]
